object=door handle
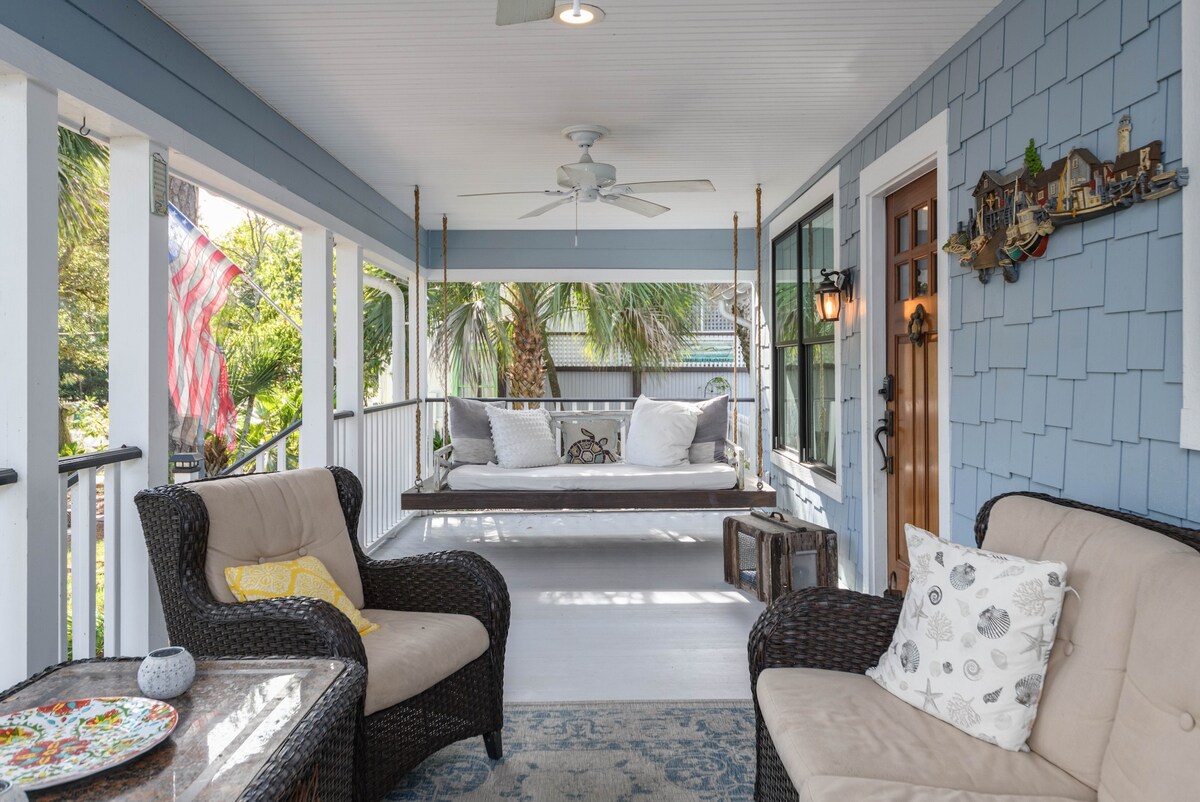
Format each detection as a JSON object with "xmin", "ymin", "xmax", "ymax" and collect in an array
[{"xmin": 874, "ymin": 410, "xmax": 894, "ymax": 474}]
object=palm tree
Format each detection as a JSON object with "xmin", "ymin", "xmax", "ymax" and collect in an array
[{"xmin": 429, "ymin": 281, "xmax": 704, "ymax": 402}]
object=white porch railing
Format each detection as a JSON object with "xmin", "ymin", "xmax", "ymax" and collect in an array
[{"xmin": 57, "ymin": 446, "xmax": 143, "ymax": 661}]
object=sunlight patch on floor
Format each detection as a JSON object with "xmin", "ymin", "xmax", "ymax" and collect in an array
[{"xmin": 537, "ymin": 590, "xmax": 750, "ymax": 606}]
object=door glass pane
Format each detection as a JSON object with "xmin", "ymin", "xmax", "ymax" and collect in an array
[
  {"xmin": 776, "ymin": 346, "xmax": 801, "ymax": 452},
  {"xmin": 896, "ymin": 262, "xmax": 911, "ymax": 301},
  {"xmin": 915, "ymin": 205, "xmax": 930, "ymax": 245},
  {"xmin": 802, "ymin": 204, "xmax": 835, "ymax": 341},
  {"xmin": 915, "ymin": 256, "xmax": 930, "ymax": 296},
  {"xmin": 806, "ymin": 342, "xmax": 836, "ymax": 469},
  {"xmin": 774, "ymin": 228, "xmax": 799, "ymax": 344},
  {"xmin": 896, "ymin": 213, "xmax": 910, "ymax": 253}
]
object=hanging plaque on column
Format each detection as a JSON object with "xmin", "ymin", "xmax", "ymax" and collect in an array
[{"xmin": 150, "ymin": 152, "xmax": 169, "ymax": 216}]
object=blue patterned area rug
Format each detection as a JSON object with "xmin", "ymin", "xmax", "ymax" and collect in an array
[{"xmin": 387, "ymin": 700, "xmax": 755, "ymax": 801}]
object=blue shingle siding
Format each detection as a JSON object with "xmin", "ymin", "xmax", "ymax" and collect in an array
[{"xmin": 764, "ymin": 0, "xmax": 1194, "ymax": 590}]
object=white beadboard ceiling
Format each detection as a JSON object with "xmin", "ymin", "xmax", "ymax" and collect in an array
[{"xmin": 140, "ymin": 0, "xmax": 999, "ymax": 230}]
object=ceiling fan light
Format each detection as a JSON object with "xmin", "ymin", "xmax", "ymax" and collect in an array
[{"xmin": 554, "ymin": 4, "xmax": 604, "ymax": 25}]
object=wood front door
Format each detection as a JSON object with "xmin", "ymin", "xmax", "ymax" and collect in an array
[{"xmin": 884, "ymin": 170, "xmax": 939, "ymax": 594}]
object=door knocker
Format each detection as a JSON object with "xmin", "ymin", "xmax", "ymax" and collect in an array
[{"xmin": 907, "ymin": 303, "xmax": 927, "ymax": 346}]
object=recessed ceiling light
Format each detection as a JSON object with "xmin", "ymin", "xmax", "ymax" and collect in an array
[{"xmin": 554, "ymin": 3, "xmax": 604, "ymax": 26}]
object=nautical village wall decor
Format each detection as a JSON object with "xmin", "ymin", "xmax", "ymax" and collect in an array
[{"xmin": 943, "ymin": 115, "xmax": 1189, "ymax": 283}]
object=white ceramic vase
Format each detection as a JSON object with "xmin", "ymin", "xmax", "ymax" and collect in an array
[{"xmin": 137, "ymin": 646, "xmax": 196, "ymax": 700}]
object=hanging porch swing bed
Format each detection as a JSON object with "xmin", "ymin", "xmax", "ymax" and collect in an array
[
  {"xmin": 400, "ymin": 404, "xmax": 777, "ymax": 512},
  {"xmin": 400, "ymin": 185, "xmax": 778, "ymax": 513}
]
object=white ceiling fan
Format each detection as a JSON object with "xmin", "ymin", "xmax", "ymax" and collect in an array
[{"xmin": 459, "ymin": 125, "xmax": 716, "ymax": 221}]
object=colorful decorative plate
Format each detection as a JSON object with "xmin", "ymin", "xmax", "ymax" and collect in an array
[{"xmin": 0, "ymin": 697, "xmax": 177, "ymax": 789}]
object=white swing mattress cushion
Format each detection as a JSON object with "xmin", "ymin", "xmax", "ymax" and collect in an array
[{"xmin": 446, "ymin": 461, "xmax": 738, "ymax": 492}]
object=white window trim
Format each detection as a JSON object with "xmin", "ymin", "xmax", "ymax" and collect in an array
[
  {"xmin": 767, "ymin": 167, "xmax": 844, "ymax": 503},
  {"xmin": 1180, "ymin": 0, "xmax": 1200, "ymax": 450},
  {"xmin": 857, "ymin": 110, "xmax": 951, "ymax": 596}
]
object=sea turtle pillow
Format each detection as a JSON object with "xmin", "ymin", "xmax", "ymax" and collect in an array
[
  {"xmin": 866, "ymin": 525, "xmax": 1069, "ymax": 752},
  {"xmin": 561, "ymin": 419, "xmax": 621, "ymax": 464}
]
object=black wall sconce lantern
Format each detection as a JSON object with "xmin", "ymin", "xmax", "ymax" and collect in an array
[{"xmin": 814, "ymin": 268, "xmax": 854, "ymax": 322}]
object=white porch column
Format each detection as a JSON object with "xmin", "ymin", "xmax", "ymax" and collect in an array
[
  {"xmin": 335, "ymin": 240, "xmax": 364, "ymax": 479},
  {"xmin": 301, "ymin": 227, "xmax": 334, "ymax": 467},
  {"xmin": 0, "ymin": 76, "xmax": 60, "ymax": 686},
  {"xmin": 108, "ymin": 136, "xmax": 170, "ymax": 654}
]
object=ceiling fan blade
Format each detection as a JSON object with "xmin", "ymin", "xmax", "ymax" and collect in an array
[
  {"xmin": 600, "ymin": 194, "xmax": 670, "ymax": 218},
  {"xmin": 459, "ymin": 190, "xmax": 569, "ymax": 197},
  {"xmin": 610, "ymin": 180, "xmax": 716, "ymax": 194},
  {"xmin": 519, "ymin": 195, "xmax": 575, "ymax": 219},
  {"xmin": 496, "ymin": 0, "xmax": 554, "ymax": 25}
]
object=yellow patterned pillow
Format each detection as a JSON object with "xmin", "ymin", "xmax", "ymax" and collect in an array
[{"xmin": 224, "ymin": 555, "xmax": 379, "ymax": 636}]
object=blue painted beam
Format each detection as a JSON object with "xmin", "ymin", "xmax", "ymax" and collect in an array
[{"xmin": 430, "ymin": 229, "xmax": 756, "ymax": 272}]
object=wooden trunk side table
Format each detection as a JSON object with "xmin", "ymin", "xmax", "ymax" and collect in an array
[
  {"xmin": 723, "ymin": 512, "xmax": 838, "ymax": 604},
  {"xmin": 0, "ymin": 657, "xmax": 365, "ymax": 802}
]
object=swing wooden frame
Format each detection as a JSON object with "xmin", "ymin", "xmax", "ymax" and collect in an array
[{"xmin": 399, "ymin": 186, "xmax": 778, "ymax": 513}]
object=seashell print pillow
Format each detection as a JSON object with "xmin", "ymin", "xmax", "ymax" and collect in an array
[{"xmin": 866, "ymin": 524, "xmax": 1069, "ymax": 752}]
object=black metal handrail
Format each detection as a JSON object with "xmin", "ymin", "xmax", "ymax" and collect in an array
[
  {"xmin": 0, "ymin": 468, "xmax": 16, "ymax": 486},
  {"xmin": 58, "ymin": 446, "xmax": 143, "ymax": 474},
  {"xmin": 222, "ymin": 419, "xmax": 302, "ymax": 476},
  {"xmin": 362, "ymin": 398, "xmax": 420, "ymax": 415}
]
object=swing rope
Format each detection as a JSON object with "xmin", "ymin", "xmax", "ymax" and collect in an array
[
  {"xmin": 731, "ymin": 211, "xmax": 739, "ymax": 448},
  {"xmin": 442, "ymin": 214, "xmax": 449, "ymax": 442},
  {"xmin": 755, "ymin": 184, "xmax": 764, "ymax": 490},
  {"xmin": 413, "ymin": 186, "xmax": 422, "ymax": 490}
]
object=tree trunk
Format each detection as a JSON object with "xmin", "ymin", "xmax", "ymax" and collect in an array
[
  {"xmin": 543, "ymin": 342, "xmax": 562, "ymax": 398},
  {"xmin": 508, "ymin": 308, "xmax": 546, "ymax": 408},
  {"xmin": 168, "ymin": 176, "xmax": 199, "ymax": 221}
]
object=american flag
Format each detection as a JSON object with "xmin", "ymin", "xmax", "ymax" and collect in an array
[{"xmin": 167, "ymin": 203, "xmax": 242, "ymax": 445}]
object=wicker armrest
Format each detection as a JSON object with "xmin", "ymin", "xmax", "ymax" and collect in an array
[
  {"xmin": 358, "ymin": 550, "xmax": 511, "ymax": 643},
  {"xmin": 186, "ymin": 595, "xmax": 368, "ymax": 667},
  {"xmin": 748, "ymin": 587, "xmax": 902, "ymax": 685}
]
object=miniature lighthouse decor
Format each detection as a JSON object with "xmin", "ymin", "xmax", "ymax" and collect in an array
[{"xmin": 944, "ymin": 115, "xmax": 1188, "ymax": 283}]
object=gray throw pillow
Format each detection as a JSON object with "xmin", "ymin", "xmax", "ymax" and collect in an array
[
  {"xmin": 689, "ymin": 395, "xmax": 729, "ymax": 464},
  {"xmin": 561, "ymin": 419, "xmax": 621, "ymax": 464},
  {"xmin": 447, "ymin": 397, "xmax": 503, "ymax": 465}
]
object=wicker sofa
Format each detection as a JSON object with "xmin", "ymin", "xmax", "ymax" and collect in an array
[
  {"xmin": 749, "ymin": 492, "xmax": 1200, "ymax": 802},
  {"xmin": 135, "ymin": 466, "xmax": 510, "ymax": 801}
]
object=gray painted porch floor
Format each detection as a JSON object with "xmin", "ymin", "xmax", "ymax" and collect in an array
[{"xmin": 372, "ymin": 511, "xmax": 765, "ymax": 702}]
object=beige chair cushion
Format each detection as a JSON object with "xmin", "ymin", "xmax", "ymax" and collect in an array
[
  {"xmin": 192, "ymin": 468, "xmax": 365, "ymax": 609},
  {"xmin": 1098, "ymin": 554, "xmax": 1200, "ymax": 802},
  {"xmin": 360, "ymin": 609, "xmax": 490, "ymax": 716},
  {"xmin": 756, "ymin": 668, "xmax": 1094, "ymax": 801},
  {"xmin": 800, "ymin": 776, "xmax": 1089, "ymax": 802},
  {"xmin": 981, "ymin": 496, "xmax": 1196, "ymax": 788}
]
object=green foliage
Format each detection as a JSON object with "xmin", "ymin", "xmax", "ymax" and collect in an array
[
  {"xmin": 210, "ymin": 215, "xmax": 304, "ymax": 460},
  {"xmin": 1024, "ymin": 138, "xmax": 1044, "ymax": 178},
  {"xmin": 429, "ymin": 281, "xmax": 705, "ymax": 398}
]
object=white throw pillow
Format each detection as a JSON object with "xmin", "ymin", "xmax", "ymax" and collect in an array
[
  {"xmin": 625, "ymin": 396, "xmax": 699, "ymax": 467},
  {"xmin": 485, "ymin": 406, "xmax": 559, "ymax": 469},
  {"xmin": 866, "ymin": 525, "xmax": 1069, "ymax": 752}
]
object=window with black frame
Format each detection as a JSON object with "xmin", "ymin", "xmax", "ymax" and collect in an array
[{"xmin": 773, "ymin": 201, "xmax": 836, "ymax": 476}]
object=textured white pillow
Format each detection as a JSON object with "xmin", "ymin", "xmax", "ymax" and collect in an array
[
  {"xmin": 866, "ymin": 525, "xmax": 1069, "ymax": 752},
  {"xmin": 485, "ymin": 406, "xmax": 559, "ymax": 469},
  {"xmin": 625, "ymin": 396, "xmax": 699, "ymax": 467}
]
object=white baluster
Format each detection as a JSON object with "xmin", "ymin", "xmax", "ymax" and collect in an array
[
  {"xmin": 71, "ymin": 468, "xmax": 98, "ymax": 659},
  {"xmin": 104, "ymin": 464, "xmax": 122, "ymax": 657},
  {"xmin": 57, "ymin": 474, "xmax": 70, "ymax": 663}
]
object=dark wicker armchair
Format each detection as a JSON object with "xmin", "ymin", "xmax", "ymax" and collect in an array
[
  {"xmin": 135, "ymin": 466, "xmax": 510, "ymax": 802},
  {"xmin": 747, "ymin": 492, "xmax": 1200, "ymax": 802}
]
